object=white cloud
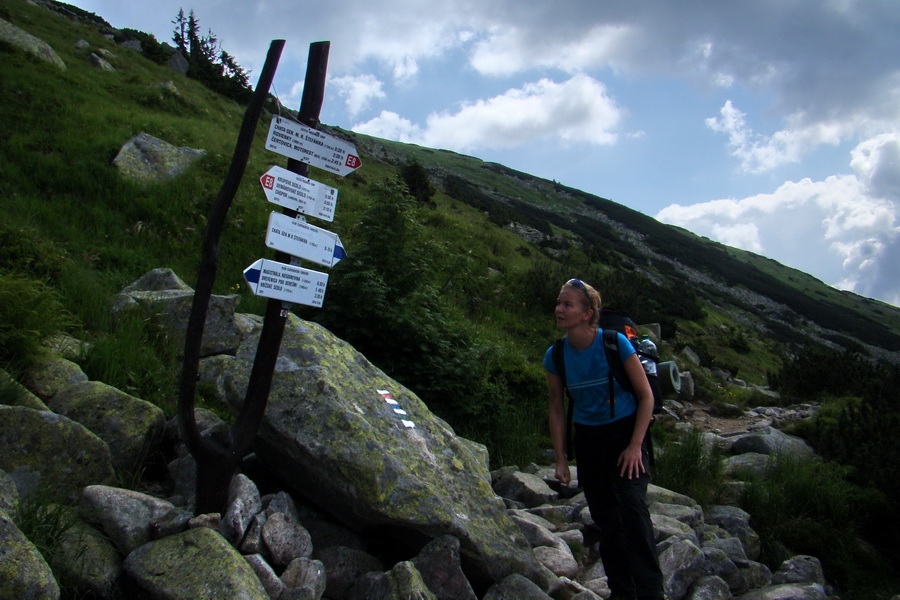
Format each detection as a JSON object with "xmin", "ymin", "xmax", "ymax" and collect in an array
[
  {"xmin": 658, "ymin": 134, "xmax": 900, "ymax": 305},
  {"xmin": 705, "ymin": 101, "xmax": 850, "ymax": 173},
  {"xmin": 355, "ymin": 74, "xmax": 623, "ymax": 152},
  {"xmin": 468, "ymin": 23, "xmax": 634, "ymax": 76},
  {"xmin": 352, "ymin": 110, "xmax": 423, "ymax": 143},
  {"xmin": 330, "ymin": 74, "xmax": 386, "ymax": 117}
]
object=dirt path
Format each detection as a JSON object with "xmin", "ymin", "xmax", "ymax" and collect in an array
[{"xmin": 680, "ymin": 400, "xmax": 768, "ymax": 436}]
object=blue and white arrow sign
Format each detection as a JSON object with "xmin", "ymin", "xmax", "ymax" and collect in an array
[
  {"xmin": 243, "ymin": 259, "xmax": 329, "ymax": 307},
  {"xmin": 265, "ymin": 212, "xmax": 346, "ymax": 268}
]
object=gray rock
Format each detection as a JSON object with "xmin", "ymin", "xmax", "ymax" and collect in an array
[
  {"xmin": 735, "ymin": 582, "xmax": 826, "ymax": 600},
  {"xmin": 223, "ymin": 315, "xmax": 546, "ymax": 589},
  {"xmin": 652, "ymin": 512, "xmax": 699, "ymax": 545},
  {"xmin": 771, "ymin": 555, "xmax": 825, "ymax": 586},
  {"xmin": 733, "ymin": 560, "xmax": 773, "ymax": 596},
  {"xmin": 729, "ymin": 427, "xmax": 815, "ymax": 459},
  {"xmin": 49, "ymin": 516, "xmax": 122, "ymax": 599},
  {"xmin": 23, "ymin": 355, "xmax": 88, "ymax": 401},
  {"xmin": 282, "ymin": 557, "xmax": 327, "ymax": 600},
  {"xmin": 113, "ymin": 132, "xmax": 207, "ymax": 182},
  {"xmin": 123, "ymin": 527, "xmax": 269, "ymax": 599},
  {"xmin": 0, "ymin": 508, "xmax": 60, "ymax": 600},
  {"xmin": 318, "ymin": 545, "xmax": 383, "ymax": 600},
  {"xmin": 0, "ymin": 17, "xmax": 65, "ymax": 70},
  {"xmin": 650, "ymin": 500, "xmax": 705, "ymax": 529},
  {"xmin": 88, "ymin": 52, "xmax": 114, "ymax": 70},
  {"xmin": 261, "ymin": 511, "xmax": 313, "ymax": 568},
  {"xmin": 45, "ymin": 380, "xmax": 164, "ymax": 475},
  {"xmin": 114, "ymin": 268, "xmax": 242, "ymax": 357},
  {"xmin": 79, "ymin": 484, "xmax": 189, "ymax": 555},
  {"xmin": 347, "ymin": 560, "xmax": 437, "ymax": 600},
  {"xmin": 244, "ymin": 553, "xmax": 285, "ymax": 600},
  {"xmin": 687, "ymin": 574, "xmax": 732, "ymax": 600},
  {"xmin": 533, "ymin": 544, "xmax": 579, "ymax": 578},
  {"xmin": 0, "ymin": 369, "xmax": 49, "ymax": 411},
  {"xmin": 722, "ymin": 452, "xmax": 773, "ymax": 479},
  {"xmin": 660, "ymin": 538, "xmax": 706, "ymax": 600},
  {"xmin": 704, "ymin": 505, "xmax": 761, "ymax": 561},
  {"xmin": 492, "ymin": 471, "xmax": 558, "ymax": 508},
  {"xmin": 168, "ymin": 50, "xmax": 189, "ymax": 74},
  {"xmin": 701, "ymin": 546, "xmax": 741, "ymax": 592},
  {"xmin": 0, "ymin": 468, "xmax": 20, "ymax": 521},
  {"xmin": 220, "ymin": 473, "xmax": 263, "ymax": 546},
  {"xmin": 0, "ymin": 406, "xmax": 115, "ymax": 502},
  {"xmin": 412, "ymin": 534, "xmax": 477, "ymax": 600},
  {"xmin": 482, "ymin": 573, "xmax": 554, "ymax": 600}
]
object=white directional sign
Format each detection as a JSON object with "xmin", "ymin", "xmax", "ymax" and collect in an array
[
  {"xmin": 265, "ymin": 212, "xmax": 346, "ymax": 268},
  {"xmin": 243, "ymin": 259, "xmax": 328, "ymax": 307},
  {"xmin": 260, "ymin": 165, "xmax": 337, "ymax": 222},
  {"xmin": 265, "ymin": 116, "xmax": 362, "ymax": 176}
]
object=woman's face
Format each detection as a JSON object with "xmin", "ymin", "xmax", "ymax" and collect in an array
[{"xmin": 555, "ymin": 288, "xmax": 591, "ymax": 329}]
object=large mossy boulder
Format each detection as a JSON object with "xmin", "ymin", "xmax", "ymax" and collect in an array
[
  {"xmin": 0, "ymin": 508, "xmax": 60, "ymax": 600},
  {"xmin": 45, "ymin": 381, "xmax": 165, "ymax": 475},
  {"xmin": 222, "ymin": 316, "xmax": 546, "ymax": 590},
  {"xmin": 123, "ymin": 526, "xmax": 269, "ymax": 599},
  {"xmin": 0, "ymin": 406, "xmax": 115, "ymax": 502}
]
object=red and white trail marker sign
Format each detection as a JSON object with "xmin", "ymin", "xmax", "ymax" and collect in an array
[
  {"xmin": 259, "ymin": 165, "xmax": 337, "ymax": 222},
  {"xmin": 265, "ymin": 116, "xmax": 362, "ymax": 177}
]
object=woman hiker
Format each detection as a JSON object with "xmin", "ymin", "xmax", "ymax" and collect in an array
[{"xmin": 543, "ymin": 278, "xmax": 664, "ymax": 600}]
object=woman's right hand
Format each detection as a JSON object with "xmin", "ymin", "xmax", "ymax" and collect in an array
[{"xmin": 555, "ymin": 461, "xmax": 571, "ymax": 486}]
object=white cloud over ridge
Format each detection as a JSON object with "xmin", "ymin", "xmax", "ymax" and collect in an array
[
  {"xmin": 657, "ymin": 134, "xmax": 900, "ymax": 306},
  {"xmin": 354, "ymin": 74, "xmax": 623, "ymax": 151}
]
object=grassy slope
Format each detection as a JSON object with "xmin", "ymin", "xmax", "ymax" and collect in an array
[{"xmin": 4, "ymin": 0, "xmax": 900, "ymax": 390}]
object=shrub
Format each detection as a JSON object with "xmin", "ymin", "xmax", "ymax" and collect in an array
[
  {"xmin": 0, "ymin": 274, "xmax": 73, "ymax": 373},
  {"xmin": 652, "ymin": 427, "xmax": 724, "ymax": 506},
  {"xmin": 739, "ymin": 455, "xmax": 892, "ymax": 598}
]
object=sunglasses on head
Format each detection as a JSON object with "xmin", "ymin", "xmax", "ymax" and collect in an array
[{"xmin": 567, "ymin": 278, "xmax": 590, "ymax": 297}]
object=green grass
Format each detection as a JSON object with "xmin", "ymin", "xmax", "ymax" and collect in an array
[{"xmin": 739, "ymin": 455, "xmax": 895, "ymax": 600}]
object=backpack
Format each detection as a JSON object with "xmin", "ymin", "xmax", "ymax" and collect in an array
[{"xmin": 551, "ymin": 307, "xmax": 662, "ymax": 461}]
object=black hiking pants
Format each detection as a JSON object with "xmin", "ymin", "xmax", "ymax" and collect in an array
[{"xmin": 575, "ymin": 415, "xmax": 664, "ymax": 600}]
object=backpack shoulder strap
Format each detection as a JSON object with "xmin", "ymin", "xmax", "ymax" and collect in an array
[{"xmin": 551, "ymin": 338, "xmax": 575, "ymax": 459}]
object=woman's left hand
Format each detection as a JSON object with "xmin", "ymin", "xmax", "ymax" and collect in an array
[{"xmin": 617, "ymin": 441, "xmax": 646, "ymax": 479}]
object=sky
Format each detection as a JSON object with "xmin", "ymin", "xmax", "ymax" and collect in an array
[{"xmin": 71, "ymin": 0, "xmax": 900, "ymax": 307}]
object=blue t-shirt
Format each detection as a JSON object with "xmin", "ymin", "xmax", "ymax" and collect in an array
[{"xmin": 543, "ymin": 330, "xmax": 637, "ymax": 426}]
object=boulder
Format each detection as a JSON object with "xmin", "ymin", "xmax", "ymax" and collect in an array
[
  {"xmin": 0, "ymin": 508, "xmax": 60, "ymax": 600},
  {"xmin": 0, "ymin": 406, "xmax": 115, "ymax": 502},
  {"xmin": 0, "ymin": 17, "xmax": 66, "ymax": 70},
  {"xmin": 729, "ymin": 427, "xmax": 815, "ymax": 459},
  {"xmin": 0, "ymin": 468, "xmax": 19, "ymax": 520},
  {"xmin": 49, "ymin": 515, "xmax": 122, "ymax": 599},
  {"xmin": 113, "ymin": 268, "xmax": 243, "ymax": 357},
  {"xmin": 45, "ymin": 380, "xmax": 165, "ymax": 475},
  {"xmin": 346, "ymin": 561, "xmax": 438, "ymax": 600},
  {"xmin": 113, "ymin": 132, "xmax": 207, "ymax": 183},
  {"xmin": 23, "ymin": 355, "xmax": 88, "ymax": 401},
  {"xmin": 79, "ymin": 485, "xmax": 192, "ymax": 555},
  {"xmin": 222, "ymin": 315, "xmax": 546, "ymax": 590},
  {"xmin": 123, "ymin": 526, "xmax": 269, "ymax": 599},
  {"xmin": 660, "ymin": 538, "xmax": 706, "ymax": 600},
  {"xmin": 704, "ymin": 505, "xmax": 761, "ymax": 561},
  {"xmin": 412, "ymin": 534, "xmax": 478, "ymax": 600}
]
